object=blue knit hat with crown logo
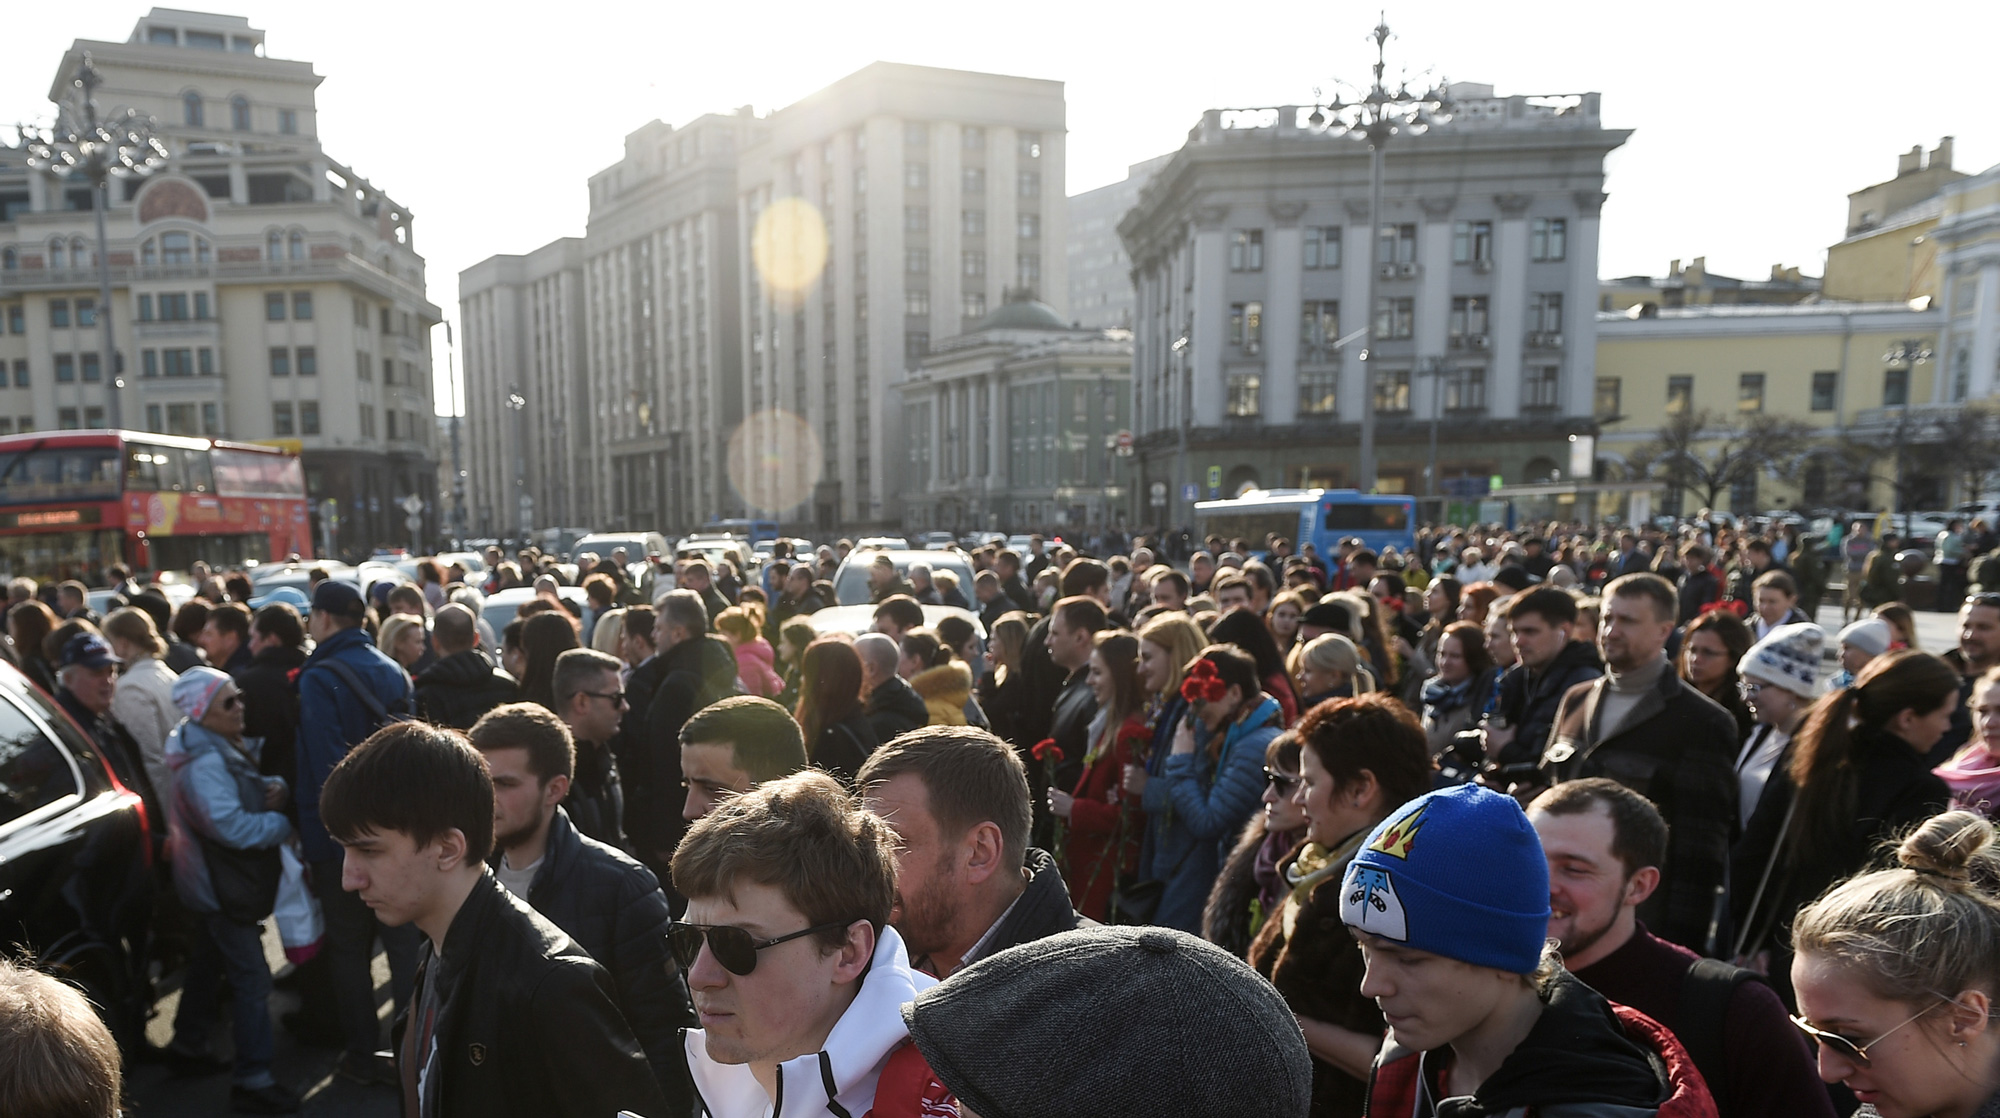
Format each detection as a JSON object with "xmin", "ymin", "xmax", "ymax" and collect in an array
[{"xmin": 1339, "ymin": 783, "xmax": 1551, "ymax": 974}]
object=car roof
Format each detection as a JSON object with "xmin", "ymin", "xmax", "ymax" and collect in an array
[{"xmin": 806, "ymin": 603, "xmax": 985, "ymax": 639}]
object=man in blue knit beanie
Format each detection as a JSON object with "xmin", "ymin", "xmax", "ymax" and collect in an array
[{"xmin": 1342, "ymin": 784, "xmax": 1719, "ymax": 1118}]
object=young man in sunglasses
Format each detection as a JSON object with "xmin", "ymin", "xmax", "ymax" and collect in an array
[
  {"xmin": 551, "ymin": 648, "xmax": 629, "ymax": 847},
  {"xmin": 1528, "ymin": 779, "xmax": 1831, "ymax": 1118},
  {"xmin": 468, "ymin": 702, "xmax": 692, "ymax": 1110},
  {"xmin": 672, "ymin": 770, "xmax": 951, "ymax": 1117},
  {"xmin": 319, "ymin": 720, "xmax": 668, "ymax": 1118}
]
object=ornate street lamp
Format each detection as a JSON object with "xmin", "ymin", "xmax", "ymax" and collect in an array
[
  {"xmin": 22, "ymin": 53, "xmax": 170, "ymax": 431},
  {"xmin": 1882, "ymin": 338, "xmax": 1932, "ymax": 537},
  {"xmin": 1306, "ymin": 16, "xmax": 1452, "ymax": 493}
]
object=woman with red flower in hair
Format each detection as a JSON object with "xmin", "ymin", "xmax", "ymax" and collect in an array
[
  {"xmin": 1127, "ymin": 643, "xmax": 1282, "ymax": 933},
  {"xmin": 1049, "ymin": 631, "xmax": 1150, "ymax": 920}
]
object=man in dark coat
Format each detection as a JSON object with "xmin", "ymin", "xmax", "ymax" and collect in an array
[
  {"xmin": 550, "ymin": 649, "xmax": 628, "ymax": 848},
  {"xmin": 412, "ymin": 605, "xmax": 520, "ymax": 731},
  {"xmin": 239, "ymin": 603, "xmax": 309, "ymax": 799},
  {"xmin": 1537, "ymin": 574, "xmax": 1739, "ymax": 956},
  {"xmin": 634, "ymin": 591, "xmax": 740, "ymax": 875},
  {"xmin": 859, "ymin": 726, "xmax": 1080, "ymax": 978},
  {"xmin": 1487, "ymin": 588, "xmax": 1604, "ymax": 767},
  {"xmin": 469, "ymin": 704, "xmax": 691, "ymax": 1111},
  {"xmin": 317, "ymin": 722, "xmax": 669, "ymax": 1118},
  {"xmin": 856, "ymin": 633, "xmax": 928, "ymax": 744},
  {"xmin": 1038, "ymin": 596, "xmax": 1107, "ymax": 845}
]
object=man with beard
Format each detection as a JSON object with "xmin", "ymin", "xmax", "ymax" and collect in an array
[
  {"xmin": 858, "ymin": 726, "xmax": 1079, "ymax": 978},
  {"xmin": 468, "ymin": 703, "xmax": 690, "ymax": 1108},
  {"xmin": 1529, "ymin": 780, "xmax": 1830, "ymax": 1118},
  {"xmin": 1940, "ymin": 591, "xmax": 2000, "ymax": 764}
]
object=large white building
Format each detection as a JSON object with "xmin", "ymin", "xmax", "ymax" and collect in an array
[
  {"xmin": 1066, "ymin": 154, "xmax": 1170, "ymax": 329},
  {"xmin": 0, "ymin": 9, "xmax": 440, "ymax": 555},
  {"xmin": 1121, "ymin": 85, "xmax": 1626, "ymax": 523}
]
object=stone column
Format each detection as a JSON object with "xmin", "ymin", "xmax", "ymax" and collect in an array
[
  {"xmin": 928, "ymin": 390, "xmax": 943, "ymax": 497},
  {"xmin": 987, "ymin": 375, "xmax": 1005, "ymax": 490},
  {"xmin": 1190, "ymin": 206, "xmax": 1229, "ymax": 427},
  {"xmin": 1566, "ymin": 193, "xmax": 1608, "ymax": 418},
  {"xmin": 1417, "ymin": 197, "xmax": 1455, "ymax": 421},
  {"xmin": 1489, "ymin": 193, "xmax": 1533, "ymax": 419},
  {"xmin": 229, "ymin": 161, "xmax": 249, "ymax": 205},
  {"xmin": 1340, "ymin": 198, "xmax": 1373, "ymax": 425},
  {"xmin": 1263, "ymin": 201, "xmax": 1307, "ymax": 425},
  {"xmin": 1973, "ymin": 261, "xmax": 2000, "ymax": 401},
  {"xmin": 26, "ymin": 173, "xmax": 47, "ymax": 213}
]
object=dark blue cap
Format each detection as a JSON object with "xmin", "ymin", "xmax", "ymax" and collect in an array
[
  {"xmin": 60, "ymin": 633, "xmax": 121, "ymax": 670},
  {"xmin": 310, "ymin": 579, "xmax": 365, "ymax": 617}
]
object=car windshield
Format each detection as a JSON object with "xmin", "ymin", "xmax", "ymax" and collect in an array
[{"xmin": 833, "ymin": 554, "xmax": 975, "ymax": 606}]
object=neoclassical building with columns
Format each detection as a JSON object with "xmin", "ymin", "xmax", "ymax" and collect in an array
[{"xmin": 1121, "ymin": 85, "xmax": 1627, "ymax": 522}]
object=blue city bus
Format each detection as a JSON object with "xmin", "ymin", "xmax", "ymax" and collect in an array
[
  {"xmin": 1195, "ymin": 489, "xmax": 1417, "ymax": 559},
  {"xmin": 697, "ymin": 518, "xmax": 779, "ymax": 547}
]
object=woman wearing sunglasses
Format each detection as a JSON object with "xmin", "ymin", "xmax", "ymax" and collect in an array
[
  {"xmin": 159, "ymin": 666, "xmax": 303, "ymax": 1112},
  {"xmin": 1246, "ymin": 693, "xmax": 1432, "ymax": 1118},
  {"xmin": 1200, "ymin": 730, "xmax": 1307, "ymax": 958},
  {"xmin": 1792, "ymin": 810, "xmax": 2000, "ymax": 1118}
]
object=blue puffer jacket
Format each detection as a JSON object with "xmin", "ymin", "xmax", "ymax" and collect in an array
[
  {"xmin": 1139, "ymin": 694, "xmax": 1282, "ymax": 934},
  {"xmin": 165, "ymin": 720, "xmax": 291, "ymax": 915},
  {"xmin": 295, "ymin": 625, "xmax": 412, "ymax": 862}
]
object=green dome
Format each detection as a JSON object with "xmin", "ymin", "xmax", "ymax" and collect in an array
[{"xmin": 974, "ymin": 298, "xmax": 1069, "ymax": 332}]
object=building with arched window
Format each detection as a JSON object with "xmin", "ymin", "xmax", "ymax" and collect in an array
[{"xmin": 0, "ymin": 9, "xmax": 441, "ymax": 558}]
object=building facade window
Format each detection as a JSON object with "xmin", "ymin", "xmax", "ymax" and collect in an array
[
  {"xmin": 1229, "ymin": 230, "xmax": 1264, "ymax": 272},
  {"xmin": 905, "ymin": 249, "xmax": 928, "ymax": 274},
  {"xmin": 962, "ymin": 291, "xmax": 986, "ymax": 320},
  {"xmin": 904, "ymin": 205, "xmax": 928, "ymax": 233},
  {"xmin": 1299, "ymin": 371, "xmax": 1337, "ymax": 416},
  {"xmin": 265, "ymin": 292, "xmax": 286, "ymax": 320},
  {"xmin": 1016, "ymin": 254, "xmax": 1040, "ymax": 287},
  {"xmin": 1445, "ymin": 367, "xmax": 1487, "ymax": 412},
  {"xmin": 50, "ymin": 300, "xmax": 69, "ymax": 328},
  {"xmin": 1448, "ymin": 296, "xmax": 1489, "ymax": 342},
  {"xmin": 904, "ymin": 162, "xmax": 927, "ymax": 189},
  {"xmin": 962, "ymin": 125, "xmax": 984, "ymax": 150},
  {"xmin": 1531, "ymin": 293, "xmax": 1564, "ymax": 335},
  {"xmin": 11, "ymin": 359, "xmax": 26, "ymax": 386},
  {"xmin": 1666, "ymin": 375, "xmax": 1693, "ymax": 415},
  {"xmin": 55, "ymin": 355, "xmax": 74, "ymax": 382},
  {"xmin": 1301, "ymin": 301, "xmax": 1340, "ymax": 362},
  {"xmin": 905, "ymin": 289, "xmax": 929, "ymax": 316},
  {"xmin": 1523, "ymin": 365, "xmax": 1561, "ymax": 410},
  {"xmin": 1303, "ymin": 226, "xmax": 1341, "ymax": 270},
  {"xmin": 359, "ymin": 405, "xmax": 375, "ymax": 438},
  {"xmin": 269, "ymin": 347, "xmax": 290, "ymax": 376},
  {"xmin": 278, "ymin": 109, "xmax": 297, "ymax": 134},
  {"xmin": 1738, "ymin": 372, "xmax": 1765, "ymax": 413},
  {"xmin": 1374, "ymin": 297, "xmax": 1414, "ymax": 340},
  {"xmin": 59, "ymin": 407, "xmax": 79, "ymax": 430},
  {"xmin": 1883, "ymin": 366, "xmax": 1909, "ymax": 407},
  {"xmin": 273, "ymin": 402, "xmax": 294, "ymax": 435},
  {"xmin": 163, "ymin": 349, "xmax": 194, "ymax": 377},
  {"xmin": 230, "ymin": 95, "xmax": 250, "ymax": 130},
  {"xmin": 1229, "ymin": 302, "xmax": 1264, "ymax": 353},
  {"xmin": 962, "ymin": 209, "xmax": 985, "ymax": 235},
  {"xmin": 1595, "ymin": 377, "xmax": 1622, "ymax": 418},
  {"xmin": 293, "ymin": 292, "xmax": 313, "ymax": 319},
  {"xmin": 1017, "ymin": 171, "xmax": 1040, "ymax": 197},
  {"xmin": 1452, "ymin": 221, "xmax": 1493, "ymax": 264},
  {"xmin": 299, "ymin": 401, "xmax": 319, "ymax": 435},
  {"xmin": 183, "ymin": 92, "xmax": 203, "ymax": 127},
  {"xmin": 82, "ymin": 353, "xmax": 100, "ymax": 382},
  {"xmin": 1018, "ymin": 213, "xmax": 1039, "ymax": 239},
  {"xmin": 962, "ymin": 251, "xmax": 985, "ymax": 277},
  {"xmin": 1374, "ymin": 369, "xmax": 1411, "ymax": 414},
  {"xmin": 1377, "ymin": 224, "xmax": 1417, "ymax": 265},
  {"xmin": 1810, "ymin": 370, "xmax": 1837, "ymax": 411},
  {"xmin": 904, "ymin": 332, "xmax": 930, "ymax": 362},
  {"xmin": 962, "ymin": 168, "xmax": 984, "ymax": 195},
  {"xmin": 1226, "ymin": 373, "xmax": 1261, "ymax": 417},
  {"xmin": 1531, "ymin": 218, "xmax": 1567, "ymax": 262}
]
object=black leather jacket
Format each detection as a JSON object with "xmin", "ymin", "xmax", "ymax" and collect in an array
[
  {"xmin": 392, "ymin": 872, "xmax": 669, "ymax": 1118},
  {"xmin": 413, "ymin": 650, "xmax": 521, "ymax": 731},
  {"xmin": 489, "ymin": 809, "xmax": 692, "ymax": 1112}
]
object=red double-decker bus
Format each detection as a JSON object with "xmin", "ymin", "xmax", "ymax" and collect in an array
[{"xmin": 0, "ymin": 430, "xmax": 311, "ymax": 585}]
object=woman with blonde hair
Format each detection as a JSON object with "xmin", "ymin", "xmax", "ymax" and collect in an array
[
  {"xmin": 715, "ymin": 604, "xmax": 782, "ymax": 698},
  {"xmin": 1267, "ymin": 589, "xmax": 1312, "ymax": 656},
  {"xmin": 1873, "ymin": 601, "xmax": 1921, "ymax": 652},
  {"xmin": 978, "ymin": 611, "xmax": 1034, "ymax": 748},
  {"xmin": 376, "ymin": 613, "xmax": 426, "ymax": 672},
  {"xmin": 1295, "ymin": 633, "xmax": 1375, "ymax": 709},
  {"xmin": 1790, "ymin": 811, "xmax": 2000, "ymax": 1118},
  {"xmin": 105, "ymin": 605, "xmax": 179, "ymax": 796}
]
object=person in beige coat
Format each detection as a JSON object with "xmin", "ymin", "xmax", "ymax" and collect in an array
[{"xmin": 104, "ymin": 606, "xmax": 181, "ymax": 797}]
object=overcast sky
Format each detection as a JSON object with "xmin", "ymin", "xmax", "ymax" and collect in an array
[{"xmin": 8, "ymin": 1, "xmax": 1998, "ymax": 415}]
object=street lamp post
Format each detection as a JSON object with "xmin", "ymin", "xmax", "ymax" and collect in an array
[
  {"xmin": 1307, "ymin": 16, "xmax": 1452, "ymax": 493},
  {"xmin": 505, "ymin": 388, "xmax": 528, "ymax": 545},
  {"xmin": 1417, "ymin": 355, "xmax": 1448, "ymax": 514},
  {"xmin": 1883, "ymin": 338, "xmax": 1932, "ymax": 539},
  {"xmin": 445, "ymin": 323, "xmax": 466, "ymax": 546},
  {"xmin": 1172, "ymin": 332, "xmax": 1191, "ymax": 527},
  {"xmin": 24, "ymin": 53, "xmax": 169, "ymax": 432}
]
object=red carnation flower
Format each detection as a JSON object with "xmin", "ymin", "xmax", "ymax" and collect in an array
[
  {"xmin": 1031, "ymin": 738, "xmax": 1064, "ymax": 764},
  {"xmin": 1180, "ymin": 658, "xmax": 1228, "ymax": 704}
]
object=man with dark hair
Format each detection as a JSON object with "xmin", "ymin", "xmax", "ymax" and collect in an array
[
  {"xmin": 1487, "ymin": 587, "xmax": 1602, "ymax": 767},
  {"xmin": 857, "ymin": 632, "xmax": 928, "ymax": 744},
  {"xmin": 1210, "ymin": 572, "xmax": 1251, "ymax": 613},
  {"xmin": 673, "ymin": 771, "xmax": 949, "ymax": 1116},
  {"xmin": 1529, "ymin": 780, "xmax": 1831, "ymax": 1118},
  {"xmin": 1538, "ymin": 573, "xmax": 1739, "ymax": 954},
  {"xmin": 242, "ymin": 602, "xmax": 309, "ymax": 799},
  {"xmin": 865, "ymin": 553, "xmax": 915, "ymax": 605},
  {"xmin": 321, "ymin": 721, "xmax": 668, "ymax": 1118},
  {"xmin": 859, "ymin": 726, "xmax": 1079, "ymax": 978},
  {"xmin": 679, "ymin": 559, "xmax": 731, "ymax": 625},
  {"xmin": 681, "ymin": 695, "xmax": 808, "ymax": 820},
  {"xmin": 552, "ymin": 648, "xmax": 627, "ymax": 846},
  {"xmin": 992, "ymin": 549, "xmax": 1035, "ymax": 613},
  {"xmin": 414, "ymin": 603, "xmax": 520, "ymax": 730},
  {"xmin": 201, "ymin": 600, "xmax": 255, "ymax": 675},
  {"xmin": 1150, "ymin": 567, "xmax": 1191, "ymax": 612},
  {"xmin": 295, "ymin": 580, "xmax": 421, "ymax": 1085},
  {"xmin": 57, "ymin": 578, "xmax": 98, "ymax": 623},
  {"xmin": 871, "ymin": 594, "xmax": 926, "ymax": 642},
  {"xmin": 633, "ymin": 589, "xmax": 741, "ymax": 878},
  {"xmin": 1037, "ymin": 595, "xmax": 1109, "ymax": 841},
  {"xmin": 468, "ymin": 703, "xmax": 692, "ymax": 1108}
]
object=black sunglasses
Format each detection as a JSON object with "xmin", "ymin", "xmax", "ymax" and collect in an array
[
  {"xmin": 1264, "ymin": 768, "xmax": 1299, "ymax": 793},
  {"xmin": 668, "ymin": 920, "xmax": 852, "ymax": 976},
  {"xmin": 218, "ymin": 693, "xmax": 241, "ymax": 711},
  {"xmin": 581, "ymin": 689, "xmax": 626, "ymax": 705},
  {"xmin": 1789, "ymin": 1003, "xmax": 1934, "ymax": 1066}
]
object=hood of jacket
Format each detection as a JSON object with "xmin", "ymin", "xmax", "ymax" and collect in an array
[
  {"xmin": 1430, "ymin": 969, "xmax": 1667, "ymax": 1116},
  {"xmin": 909, "ymin": 662, "xmax": 972, "ymax": 706},
  {"xmin": 734, "ymin": 639, "xmax": 775, "ymax": 669},
  {"xmin": 685, "ymin": 923, "xmax": 936, "ymax": 1118},
  {"xmin": 164, "ymin": 716, "xmax": 263, "ymax": 772},
  {"xmin": 416, "ymin": 648, "xmax": 509, "ymax": 689}
]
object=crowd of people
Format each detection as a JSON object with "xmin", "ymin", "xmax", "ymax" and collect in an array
[{"xmin": 9, "ymin": 515, "xmax": 2000, "ymax": 1118}]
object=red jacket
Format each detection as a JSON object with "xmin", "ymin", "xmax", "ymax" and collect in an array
[{"xmin": 1061, "ymin": 713, "xmax": 1148, "ymax": 921}]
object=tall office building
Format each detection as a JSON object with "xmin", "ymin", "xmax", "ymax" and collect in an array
[
  {"xmin": 1067, "ymin": 154, "xmax": 1170, "ymax": 329},
  {"xmin": 0, "ymin": 8, "xmax": 440, "ymax": 555},
  {"xmin": 1122, "ymin": 85, "xmax": 1625, "ymax": 521},
  {"xmin": 736, "ymin": 63, "xmax": 1067, "ymax": 530}
]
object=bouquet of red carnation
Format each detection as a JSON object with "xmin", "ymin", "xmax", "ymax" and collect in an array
[
  {"xmin": 1032, "ymin": 739, "xmax": 1067, "ymax": 862},
  {"xmin": 1180, "ymin": 658, "xmax": 1228, "ymax": 705}
]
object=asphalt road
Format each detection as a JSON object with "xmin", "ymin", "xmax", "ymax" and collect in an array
[{"xmin": 130, "ymin": 923, "xmax": 398, "ymax": 1117}]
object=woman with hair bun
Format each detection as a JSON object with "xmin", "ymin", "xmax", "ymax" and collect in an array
[
  {"xmin": 1792, "ymin": 810, "xmax": 2000, "ymax": 1118},
  {"xmin": 1733, "ymin": 649, "xmax": 1959, "ymax": 1002}
]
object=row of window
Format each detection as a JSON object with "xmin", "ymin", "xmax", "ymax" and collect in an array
[
  {"xmin": 903, "ymin": 290, "xmax": 992, "ymax": 318},
  {"xmin": 144, "ymin": 401, "xmax": 220, "ymax": 437},
  {"xmin": 1228, "ymin": 218, "xmax": 1568, "ymax": 273},
  {"xmin": 1221, "ymin": 366, "xmax": 1564, "ymax": 418},
  {"xmin": 898, "ymin": 251, "xmax": 1041, "ymax": 284},
  {"xmin": 885, "ymin": 166, "xmax": 1043, "ymax": 197},
  {"xmin": 1226, "ymin": 294, "xmax": 1563, "ymax": 350},
  {"xmin": 44, "ymin": 299, "xmax": 98, "ymax": 329},
  {"xmin": 181, "ymin": 90, "xmax": 298, "ymax": 135},
  {"xmin": 141, "ymin": 347, "xmax": 216, "ymax": 377},
  {"xmin": 902, "ymin": 207, "xmax": 1040, "ymax": 239},
  {"xmin": 1638, "ymin": 368, "xmax": 1910, "ymax": 418},
  {"xmin": 266, "ymin": 291, "xmax": 314, "ymax": 321},
  {"xmin": 901, "ymin": 123, "xmax": 1042, "ymax": 157},
  {"xmin": 137, "ymin": 292, "xmax": 211, "ymax": 322}
]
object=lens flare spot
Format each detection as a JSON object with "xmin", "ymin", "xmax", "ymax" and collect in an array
[
  {"xmin": 726, "ymin": 409, "xmax": 821, "ymax": 514},
  {"xmin": 750, "ymin": 198, "xmax": 828, "ymax": 296}
]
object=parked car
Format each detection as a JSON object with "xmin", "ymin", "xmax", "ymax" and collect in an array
[
  {"xmin": 853, "ymin": 536, "xmax": 911, "ymax": 552},
  {"xmin": 829, "ymin": 550, "xmax": 976, "ymax": 606},
  {"xmin": 806, "ymin": 603, "xmax": 984, "ymax": 640},
  {"xmin": 0, "ymin": 657, "xmax": 155, "ymax": 1050},
  {"xmin": 920, "ymin": 532, "xmax": 957, "ymax": 551},
  {"xmin": 479, "ymin": 585, "xmax": 589, "ymax": 636}
]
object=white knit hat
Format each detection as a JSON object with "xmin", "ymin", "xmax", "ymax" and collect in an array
[
  {"xmin": 1837, "ymin": 617, "xmax": 1894, "ymax": 658},
  {"xmin": 1738, "ymin": 622, "xmax": 1824, "ymax": 699}
]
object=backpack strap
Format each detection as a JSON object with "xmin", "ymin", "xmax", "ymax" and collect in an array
[
  {"xmin": 320, "ymin": 657, "xmax": 403, "ymax": 728},
  {"xmin": 1674, "ymin": 957, "xmax": 1762, "ymax": 1105}
]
